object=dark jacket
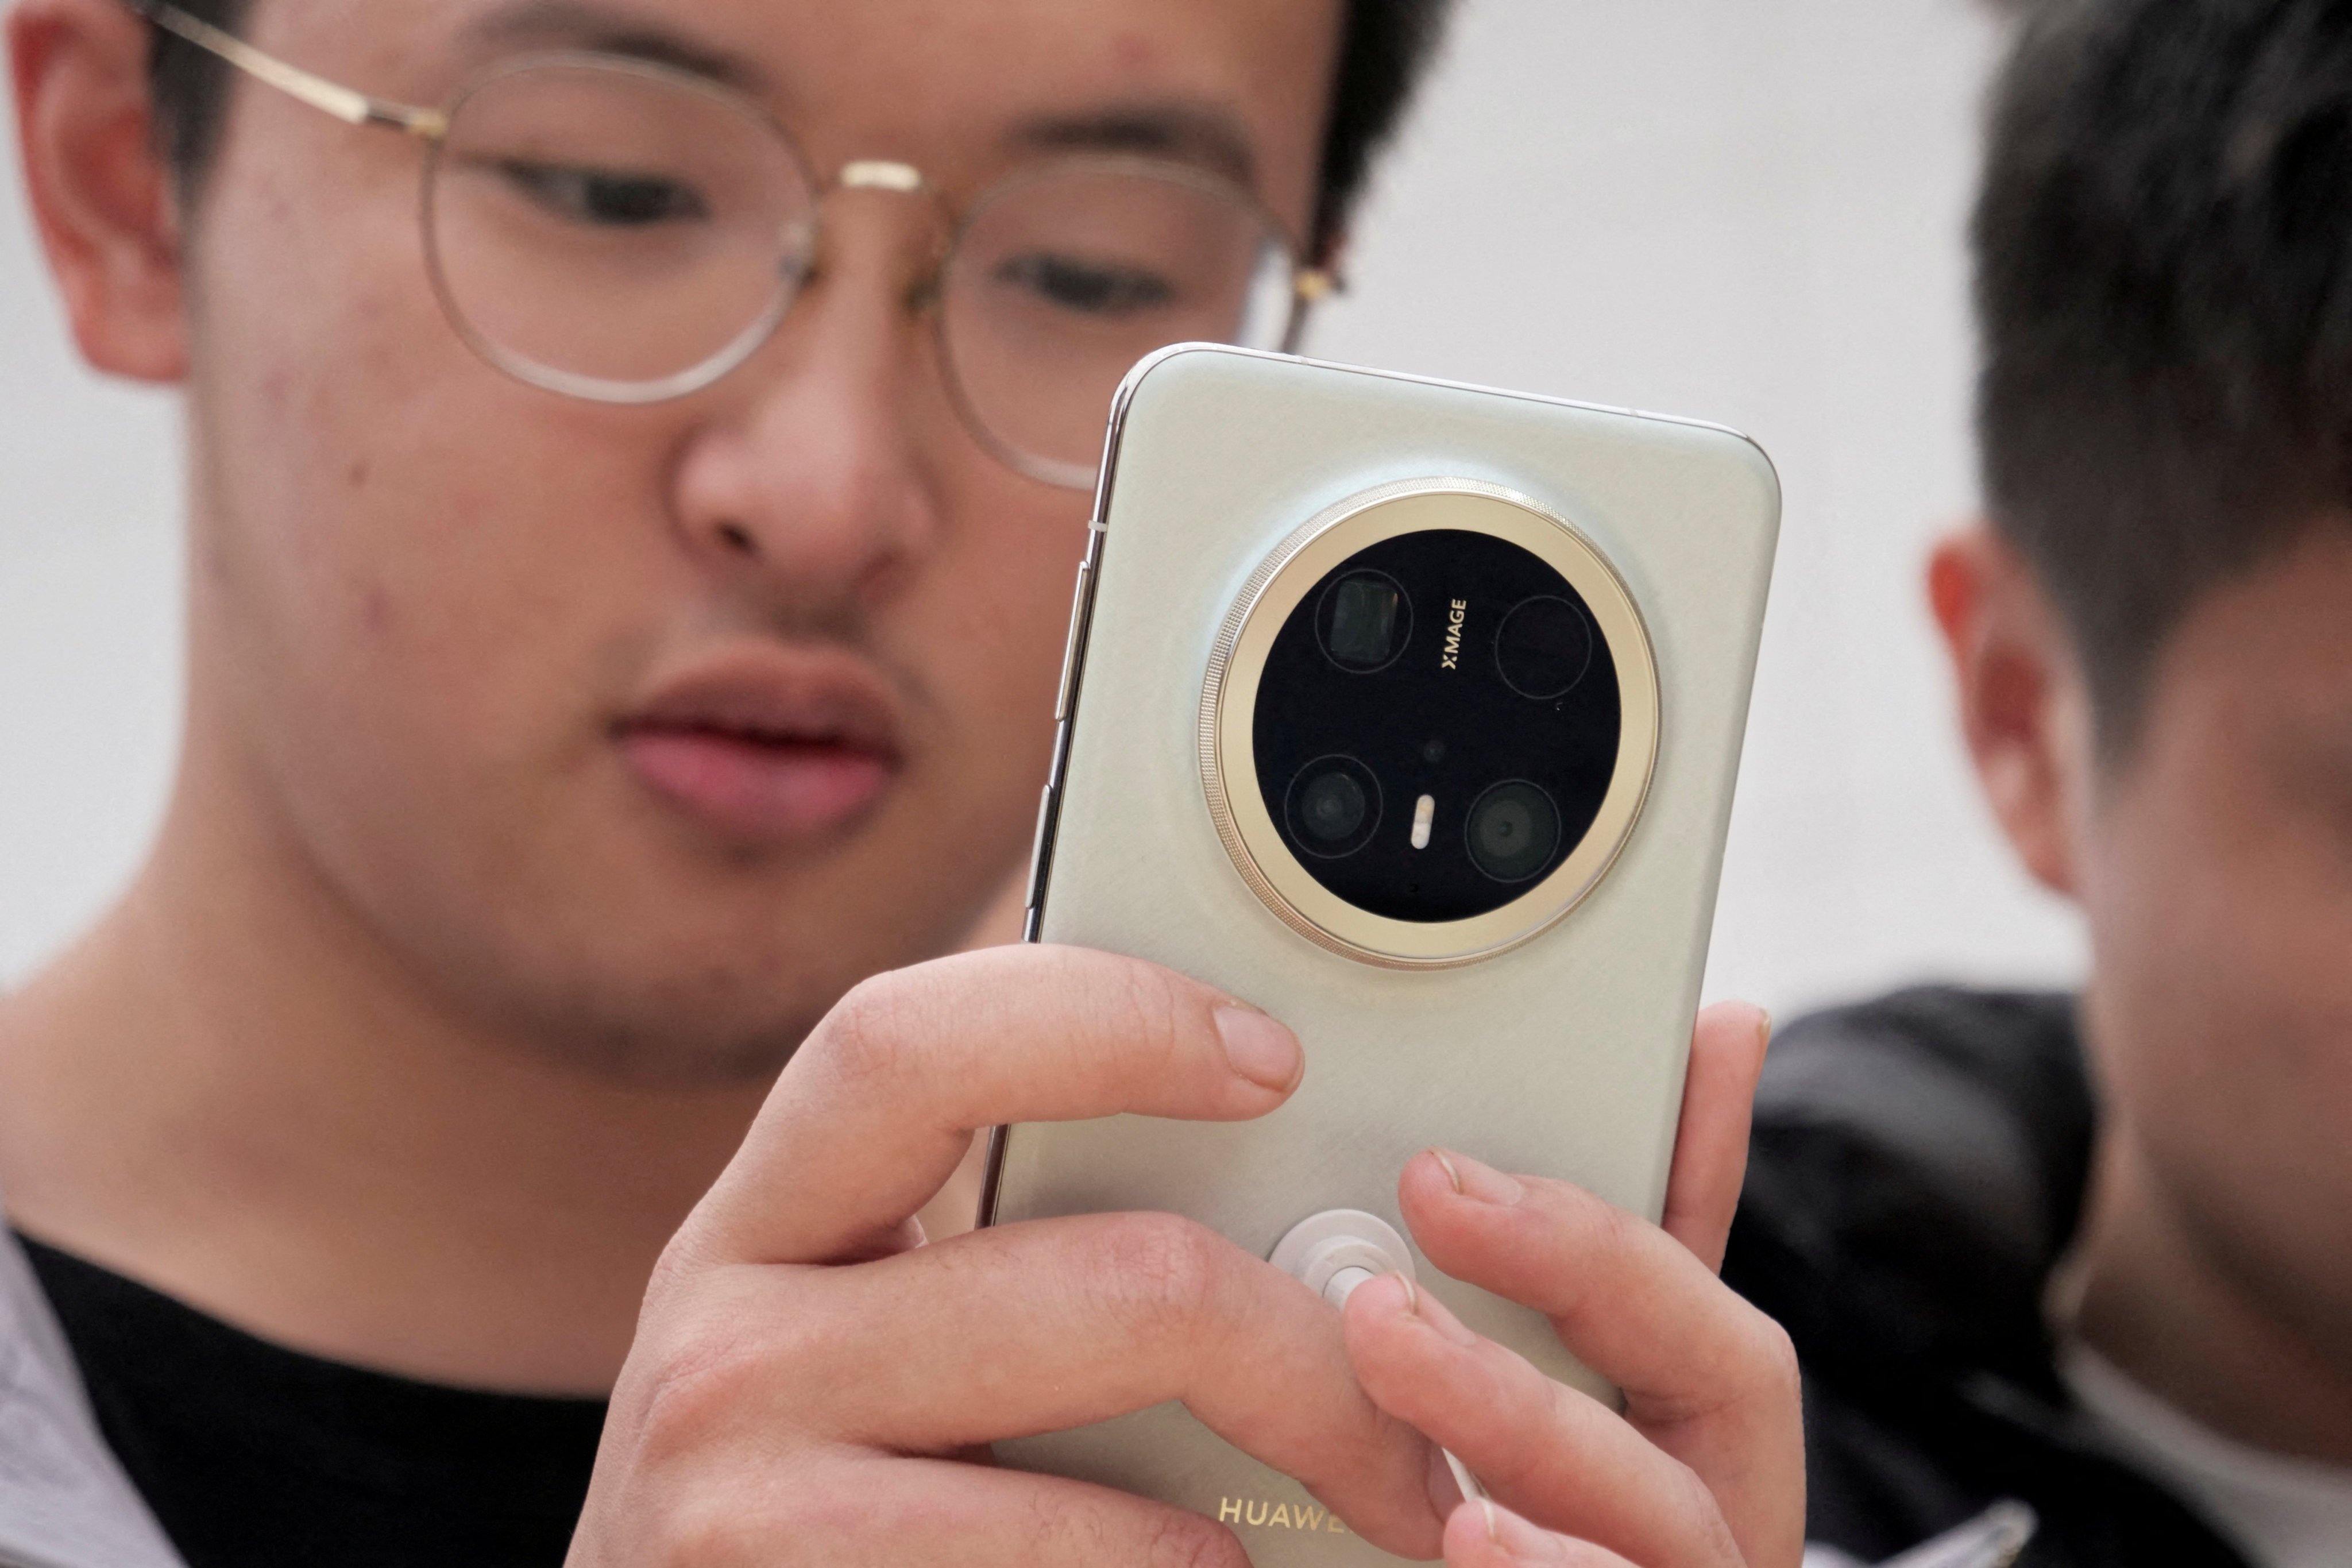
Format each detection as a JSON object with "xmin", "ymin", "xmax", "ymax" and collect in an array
[{"xmin": 1723, "ymin": 988, "xmax": 2253, "ymax": 1568}]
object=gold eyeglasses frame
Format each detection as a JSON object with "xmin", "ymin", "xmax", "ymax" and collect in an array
[{"xmin": 122, "ymin": 0, "xmax": 1340, "ymax": 488}]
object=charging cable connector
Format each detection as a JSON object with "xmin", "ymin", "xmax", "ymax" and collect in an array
[{"xmin": 1269, "ymin": 1210, "xmax": 1488, "ymax": 1506}]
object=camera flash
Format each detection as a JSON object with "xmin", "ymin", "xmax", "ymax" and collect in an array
[{"xmin": 1411, "ymin": 794, "xmax": 1435, "ymax": 850}]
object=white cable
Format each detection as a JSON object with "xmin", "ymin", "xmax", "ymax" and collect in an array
[{"xmin": 1318, "ymin": 1258, "xmax": 1486, "ymax": 1504}]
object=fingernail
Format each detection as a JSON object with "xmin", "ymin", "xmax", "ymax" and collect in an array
[
  {"xmin": 1758, "ymin": 1009, "xmax": 1775, "ymax": 1050},
  {"xmin": 1480, "ymin": 1499, "xmax": 1563, "ymax": 1563},
  {"xmin": 1398, "ymin": 1277, "xmax": 1480, "ymax": 1349},
  {"xmin": 1424, "ymin": 1440, "xmax": 1465, "ymax": 1520},
  {"xmin": 1437, "ymin": 1149, "xmax": 1524, "ymax": 1206},
  {"xmin": 1214, "ymin": 1006, "xmax": 1301, "ymax": 1091},
  {"xmin": 1429, "ymin": 1148, "xmax": 1465, "ymax": 1193}
]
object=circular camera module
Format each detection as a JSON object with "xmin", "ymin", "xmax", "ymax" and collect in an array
[
  {"xmin": 1284, "ymin": 756, "xmax": 1382, "ymax": 858},
  {"xmin": 1211, "ymin": 480, "xmax": 1660, "ymax": 966},
  {"xmin": 1465, "ymin": 781, "xmax": 1562, "ymax": 883},
  {"xmin": 1315, "ymin": 570, "xmax": 1412, "ymax": 673},
  {"xmin": 1494, "ymin": 595, "xmax": 1595, "ymax": 701},
  {"xmin": 1248, "ymin": 526, "xmax": 1622, "ymax": 924}
]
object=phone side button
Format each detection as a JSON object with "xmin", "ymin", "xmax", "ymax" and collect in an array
[
  {"xmin": 1026, "ymin": 783, "xmax": 1057, "ymax": 910},
  {"xmin": 1053, "ymin": 561, "xmax": 1091, "ymax": 722}
]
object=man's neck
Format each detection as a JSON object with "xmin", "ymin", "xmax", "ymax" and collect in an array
[
  {"xmin": 0, "ymin": 733, "xmax": 776, "ymax": 1395},
  {"xmin": 2068, "ymin": 1122, "xmax": 2352, "ymax": 1469}
]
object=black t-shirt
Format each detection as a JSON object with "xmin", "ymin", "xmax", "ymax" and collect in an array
[{"xmin": 18, "ymin": 1234, "xmax": 607, "ymax": 1567}]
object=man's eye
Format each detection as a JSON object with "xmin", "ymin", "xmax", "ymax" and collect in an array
[
  {"xmin": 495, "ymin": 161, "xmax": 710, "ymax": 227},
  {"xmin": 995, "ymin": 253, "xmax": 1177, "ymax": 315}
]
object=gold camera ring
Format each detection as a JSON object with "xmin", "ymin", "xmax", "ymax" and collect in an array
[{"xmin": 1199, "ymin": 477, "xmax": 1660, "ymax": 969}]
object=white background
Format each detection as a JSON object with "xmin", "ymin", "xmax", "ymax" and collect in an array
[{"xmin": 0, "ymin": 0, "xmax": 2083, "ymax": 1014}]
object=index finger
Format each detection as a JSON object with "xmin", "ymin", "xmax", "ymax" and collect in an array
[
  {"xmin": 1661, "ymin": 1002, "xmax": 1771, "ymax": 1270},
  {"xmin": 678, "ymin": 944, "xmax": 1303, "ymax": 1268},
  {"xmin": 1395, "ymin": 1151, "xmax": 1803, "ymax": 1567}
]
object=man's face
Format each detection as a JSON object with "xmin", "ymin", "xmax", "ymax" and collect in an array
[
  {"xmin": 180, "ymin": 0, "xmax": 1341, "ymax": 1078},
  {"xmin": 2075, "ymin": 526, "xmax": 2352, "ymax": 1357}
]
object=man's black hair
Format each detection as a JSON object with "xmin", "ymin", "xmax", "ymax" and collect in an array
[
  {"xmin": 1976, "ymin": 0, "xmax": 2352, "ymax": 751},
  {"xmin": 146, "ymin": 1, "xmax": 1453, "ymax": 256}
]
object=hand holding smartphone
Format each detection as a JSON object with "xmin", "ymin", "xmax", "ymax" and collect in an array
[
  {"xmin": 987, "ymin": 346, "xmax": 1781, "ymax": 1565},
  {"xmin": 570, "ymin": 347, "xmax": 1798, "ymax": 1568}
]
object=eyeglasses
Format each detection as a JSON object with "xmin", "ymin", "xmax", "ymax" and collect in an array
[{"xmin": 126, "ymin": 1, "xmax": 1334, "ymax": 489}]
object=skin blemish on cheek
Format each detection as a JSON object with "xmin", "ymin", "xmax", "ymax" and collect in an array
[
  {"xmin": 1110, "ymin": 31, "xmax": 1158, "ymax": 72},
  {"xmin": 347, "ymin": 458, "xmax": 371, "ymax": 491},
  {"xmin": 200, "ymin": 534, "xmax": 234, "ymax": 591},
  {"xmin": 361, "ymin": 583, "xmax": 395, "ymax": 637},
  {"xmin": 256, "ymin": 179, "xmax": 294, "ymax": 226}
]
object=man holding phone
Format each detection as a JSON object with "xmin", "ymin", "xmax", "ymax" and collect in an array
[
  {"xmin": 0, "ymin": 1, "xmax": 1803, "ymax": 1564},
  {"xmin": 1727, "ymin": 2, "xmax": 2352, "ymax": 1565}
]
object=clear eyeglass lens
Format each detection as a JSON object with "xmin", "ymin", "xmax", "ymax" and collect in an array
[
  {"xmin": 427, "ymin": 60, "xmax": 817, "ymax": 398},
  {"xmin": 424, "ymin": 64, "xmax": 1301, "ymax": 482},
  {"xmin": 939, "ymin": 161, "xmax": 1299, "ymax": 485}
]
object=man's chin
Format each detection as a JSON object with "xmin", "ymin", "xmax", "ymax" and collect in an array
[
  {"xmin": 378, "ymin": 795, "xmax": 1026, "ymax": 1087},
  {"xmin": 503, "ymin": 1002, "xmax": 824, "ymax": 1089}
]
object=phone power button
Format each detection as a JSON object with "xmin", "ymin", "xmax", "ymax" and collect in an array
[
  {"xmin": 1053, "ymin": 559, "xmax": 1092, "ymax": 723},
  {"xmin": 1025, "ymin": 784, "xmax": 1056, "ymax": 913}
]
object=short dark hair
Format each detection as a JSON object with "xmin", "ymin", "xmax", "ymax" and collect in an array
[
  {"xmin": 1975, "ymin": 0, "xmax": 2352, "ymax": 752},
  {"xmin": 146, "ymin": 1, "xmax": 1453, "ymax": 256}
]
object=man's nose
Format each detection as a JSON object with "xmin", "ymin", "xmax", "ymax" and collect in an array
[{"xmin": 668, "ymin": 206, "xmax": 946, "ymax": 621}]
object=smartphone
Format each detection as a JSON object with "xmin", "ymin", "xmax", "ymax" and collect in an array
[{"xmin": 983, "ymin": 345, "xmax": 1779, "ymax": 1565}]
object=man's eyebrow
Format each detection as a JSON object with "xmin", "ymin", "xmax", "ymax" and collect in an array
[
  {"xmin": 457, "ymin": 1, "xmax": 770, "ymax": 93},
  {"xmin": 1009, "ymin": 104, "xmax": 1259, "ymax": 188}
]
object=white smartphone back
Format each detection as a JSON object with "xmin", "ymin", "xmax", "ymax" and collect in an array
[{"xmin": 986, "ymin": 346, "xmax": 1779, "ymax": 1565}]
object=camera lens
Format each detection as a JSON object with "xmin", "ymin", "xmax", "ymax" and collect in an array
[
  {"xmin": 1465, "ymin": 781, "xmax": 1562, "ymax": 883},
  {"xmin": 1317, "ymin": 571, "xmax": 1412, "ymax": 672},
  {"xmin": 1284, "ymin": 756, "xmax": 1381, "ymax": 858},
  {"xmin": 1494, "ymin": 594, "xmax": 1594, "ymax": 700}
]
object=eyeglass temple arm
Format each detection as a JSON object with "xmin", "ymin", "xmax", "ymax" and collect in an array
[
  {"xmin": 121, "ymin": 0, "xmax": 447, "ymax": 137},
  {"xmin": 1281, "ymin": 267, "xmax": 1338, "ymax": 354}
]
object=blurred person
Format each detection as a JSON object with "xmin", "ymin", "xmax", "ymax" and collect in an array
[
  {"xmin": 1725, "ymin": 2, "xmax": 2352, "ymax": 1566},
  {"xmin": 0, "ymin": 1, "xmax": 1806, "ymax": 1566}
]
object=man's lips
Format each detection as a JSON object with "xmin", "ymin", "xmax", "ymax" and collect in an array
[
  {"xmin": 619, "ymin": 727, "xmax": 894, "ymax": 841},
  {"xmin": 616, "ymin": 654, "xmax": 905, "ymax": 843}
]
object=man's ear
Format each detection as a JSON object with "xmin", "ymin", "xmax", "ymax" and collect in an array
[
  {"xmin": 1927, "ymin": 523, "xmax": 2094, "ymax": 898},
  {"xmin": 10, "ymin": 0, "xmax": 188, "ymax": 383}
]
